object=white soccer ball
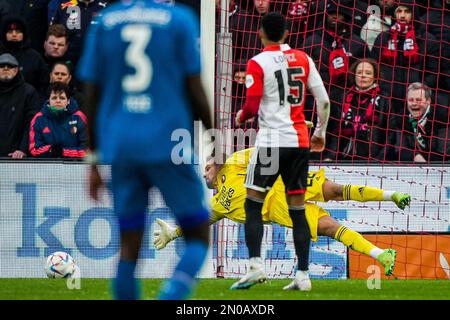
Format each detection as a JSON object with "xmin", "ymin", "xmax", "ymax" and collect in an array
[{"xmin": 45, "ymin": 251, "xmax": 77, "ymax": 279}]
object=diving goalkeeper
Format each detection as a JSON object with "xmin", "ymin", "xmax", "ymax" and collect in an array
[{"xmin": 153, "ymin": 149, "xmax": 410, "ymax": 288}]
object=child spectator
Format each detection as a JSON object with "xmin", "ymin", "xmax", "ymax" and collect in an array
[{"xmin": 29, "ymin": 81, "xmax": 87, "ymax": 158}]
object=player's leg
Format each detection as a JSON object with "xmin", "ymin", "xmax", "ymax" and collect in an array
[
  {"xmin": 322, "ymin": 180, "xmax": 411, "ymax": 210},
  {"xmin": 245, "ymin": 188, "xmax": 266, "ymax": 260},
  {"xmin": 149, "ymin": 163, "xmax": 210, "ymax": 300},
  {"xmin": 158, "ymin": 217, "xmax": 210, "ymax": 300},
  {"xmin": 247, "ymin": 187, "xmax": 268, "ymax": 253},
  {"xmin": 282, "ymin": 148, "xmax": 312, "ymax": 291},
  {"xmin": 115, "ymin": 229, "xmax": 144, "ymax": 298},
  {"xmin": 282, "ymin": 193, "xmax": 312, "ymax": 291},
  {"xmin": 230, "ymin": 147, "xmax": 276, "ymax": 290},
  {"xmin": 229, "ymin": 187, "xmax": 268, "ymax": 290},
  {"xmin": 111, "ymin": 164, "xmax": 149, "ymax": 300},
  {"xmin": 317, "ymin": 215, "xmax": 396, "ymax": 276}
]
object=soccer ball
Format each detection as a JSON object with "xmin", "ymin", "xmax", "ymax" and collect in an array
[{"xmin": 45, "ymin": 251, "xmax": 77, "ymax": 278}]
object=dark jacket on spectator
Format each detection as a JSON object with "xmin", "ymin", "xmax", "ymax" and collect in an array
[
  {"xmin": 230, "ymin": 63, "xmax": 258, "ymax": 131},
  {"xmin": 361, "ymin": 0, "xmax": 395, "ymax": 51},
  {"xmin": 0, "ymin": 15, "xmax": 49, "ymax": 93},
  {"xmin": 303, "ymin": 2, "xmax": 369, "ymax": 93},
  {"xmin": 70, "ymin": 86, "xmax": 86, "ymax": 114},
  {"xmin": 230, "ymin": 3, "xmax": 297, "ymax": 64},
  {"xmin": 422, "ymin": 0, "xmax": 450, "ymax": 41},
  {"xmin": 0, "ymin": 1, "xmax": 12, "ymax": 26},
  {"xmin": 29, "ymin": 98, "xmax": 87, "ymax": 158},
  {"xmin": 24, "ymin": 0, "xmax": 49, "ymax": 54},
  {"xmin": 318, "ymin": 0, "xmax": 369, "ymax": 38},
  {"xmin": 421, "ymin": 0, "xmax": 450, "ymax": 91},
  {"xmin": 371, "ymin": 16, "xmax": 439, "ymax": 110},
  {"xmin": 304, "ymin": 28, "xmax": 369, "ymax": 90},
  {"xmin": 272, "ymin": 0, "xmax": 323, "ymax": 48},
  {"xmin": 327, "ymin": 84, "xmax": 390, "ymax": 161},
  {"xmin": 384, "ymin": 107, "xmax": 448, "ymax": 162},
  {"xmin": 51, "ymin": 0, "xmax": 107, "ymax": 65},
  {"xmin": 231, "ymin": 78, "xmax": 246, "ymax": 129},
  {"xmin": 0, "ymin": 0, "xmax": 26, "ymax": 16},
  {"xmin": 44, "ymin": 53, "xmax": 74, "ymax": 74},
  {"xmin": 230, "ymin": 6, "xmax": 264, "ymax": 64},
  {"xmin": 0, "ymin": 71, "xmax": 41, "ymax": 156},
  {"xmin": 48, "ymin": 0, "xmax": 62, "ymax": 23},
  {"xmin": 304, "ymin": 24, "xmax": 369, "ymax": 157}
]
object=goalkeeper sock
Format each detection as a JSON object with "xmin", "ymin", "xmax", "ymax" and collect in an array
[
  {"xmin": 342, "ymin": 185, "xmax": 395, "ymax": 202},
  {"xmin": 113, "ymin": 259, "xmax": 140, "ymax": 300},
  {"xmin": 289, "ymin": 205, "xmax": 311, "ymax": 271},
  {"xmin": 334, "ymin": 226, "xmax": 377, "ymax": 257},
  {"xmin": 158, "ymin": 240, "xmax": 208, "ymax": 300},
  {"xmin": 244, "ymin": 197, "xmax": 264, "ymax": 258}
]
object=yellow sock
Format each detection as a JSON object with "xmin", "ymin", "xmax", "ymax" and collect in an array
[
  {"xmin": 334, "ymin": 226, "xmax": 375, "ymax": 256},
  {"xmin": 342, "ymin": 185, "xmax": 384, "ymax": 202}
]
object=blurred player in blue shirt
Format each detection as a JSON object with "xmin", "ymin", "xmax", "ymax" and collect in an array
[{"xmin": 77, "ymin": 0, "xmax": 213, "ymax": 300}]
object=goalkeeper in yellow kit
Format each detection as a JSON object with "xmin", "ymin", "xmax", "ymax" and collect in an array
[{"xmin": 153, "ymin": 149, "xmax": 411, "ymax": 281}]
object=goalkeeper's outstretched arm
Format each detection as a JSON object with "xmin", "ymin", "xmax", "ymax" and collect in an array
[{"xmin": 153, "ymin": 215, "xmax": 221, "ymax": 250}]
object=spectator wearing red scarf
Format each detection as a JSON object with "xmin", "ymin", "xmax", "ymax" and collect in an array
[
  {"xmin": 361, "ymin": 0, "xmax": 396, "ymax": 51},
  {"xmin": 326, "ymin": 58, "xmax": 390, "ymax": 161},
  {"xmin": 303, "ymin": 1, "xmax": 368, "ymax": 160},
  {"xmin": 371, "ymin": 0, "xmax": 439, "ymax": 114},
  {"xmin": 304, "ymin": 2, "xmax": 368, "ymax": 86}
]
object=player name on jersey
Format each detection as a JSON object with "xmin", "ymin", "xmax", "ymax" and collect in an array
[
  {"xmin": 103, "ymin": 7, "xmax": 171, "ymax": 29},
  {"xmin": 272, "ymin": 52, "xmax": 297, "ymax": 64}
]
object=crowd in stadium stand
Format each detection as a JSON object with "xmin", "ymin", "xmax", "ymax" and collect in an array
[
  {"xmin": 0, "ymin": 0, "xmax": 448, "ymax": 163},
  {"xmin": 0, "ymin": 0, "xmax": 107, "ymax": 159},
  {"xmin": 0, "ymin": 0, "xmax": 201, "ymax": 160},
  {"xmin": 227, "ymin": 0, "xmax": 449, "ymax": 163}
]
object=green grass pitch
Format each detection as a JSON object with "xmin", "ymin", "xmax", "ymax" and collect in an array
[{"xmin": 1, "ymin": 279, "xmax": 450, "ymax": 300}]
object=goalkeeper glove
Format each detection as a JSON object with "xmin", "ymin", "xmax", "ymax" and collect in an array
[{"xmin": 153, "ymin": 218, "xmax": 178, "ymax": 250}]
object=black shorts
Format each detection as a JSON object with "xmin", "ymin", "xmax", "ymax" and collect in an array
[{"xmin": 244, "ymin": 147, "xmax": 310, "ymax": 194}]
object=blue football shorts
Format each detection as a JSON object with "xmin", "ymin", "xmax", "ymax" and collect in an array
[{"xmin": 110, "ymin": 162, "xmax": 208, "ymax": 231}]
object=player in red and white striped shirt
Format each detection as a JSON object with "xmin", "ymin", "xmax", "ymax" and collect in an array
[{"xmin": 231, "ymin": 12, "xmax": 330, "ymax": 291}]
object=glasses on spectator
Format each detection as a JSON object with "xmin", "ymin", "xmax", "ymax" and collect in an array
[{"xmin": 0, "ymin": 64, "xmax": 16, "ymax": 69}]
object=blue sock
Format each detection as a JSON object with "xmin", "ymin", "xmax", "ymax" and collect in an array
[
  {"xmin": 158, "ymin": 240, "xmax": 208, "ymax": 300},
  {"xmin": 112, "ymin": 259, "xmax": 140, "ymax": 300}
]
